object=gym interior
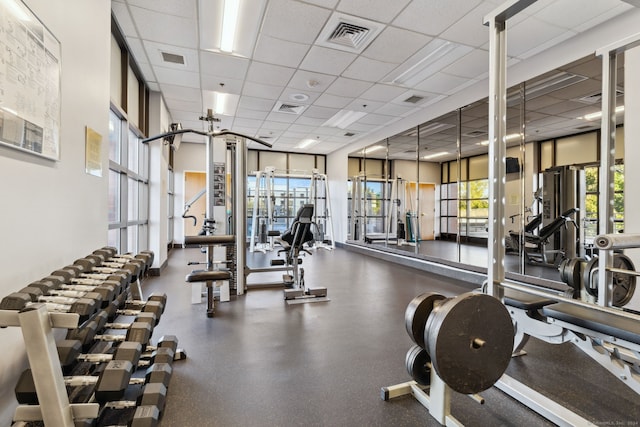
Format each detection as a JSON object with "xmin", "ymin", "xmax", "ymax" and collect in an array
[{"xmin": 1, "ymin": 0, "xmax": 640, "ymax": 425}]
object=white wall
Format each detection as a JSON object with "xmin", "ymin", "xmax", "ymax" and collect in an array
[
  {"xmin": 172, "ymin": 142, "xmax": 207, "ymax": 244},
  {"xmin": 0, "ymin": 0, "xmax": 111, "ymax": 422},
  {"xmin": 393, "ymin": 159, "xmax": 440, "ymax": 183}
]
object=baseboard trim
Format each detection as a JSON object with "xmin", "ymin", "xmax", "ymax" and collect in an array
[{"xmin": 149, "ymin": 258, "xmax": 169, "ymax": 276}]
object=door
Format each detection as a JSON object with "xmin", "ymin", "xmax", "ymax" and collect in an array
[{"xmin": 184, "ymin": 171, "xmax": 206, "ymax": 237}]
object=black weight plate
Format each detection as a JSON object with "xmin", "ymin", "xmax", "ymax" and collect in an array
[
  {"xmin": 405, "ymin": 344, "xmax": 431, "ymax": 386},
  {"xmin": 559, "ymin": 258, "xmax": 584, "ymax": 297},
  {"xmin": 425, "ymin": 292, "xmax": 514, "ymax": 395},
  {"xmin": 405, "ymin": 293, "xmax": 446, "ymax": 348},
  {"xmin": 583, "ymin": 254, "xmax": 636, "ymax": 307}
]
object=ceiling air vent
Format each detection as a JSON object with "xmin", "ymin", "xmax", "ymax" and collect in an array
[
  {"xmin": 404, "ymin": 95, "xmax": 425, "ymax": 104},
  {"xmin": 273, "ymin": 102, "xmax": 305, "ymax": 115},
  {"xmin": 161, "ymin": 51, "xmax": 185, "ymax": 65},
  {"xmin": 576, "ymin": 89, "xmax": 624, "ymax": 104},
  {"xmin": 316, "ymin": 13, "xmax": 383, "ymax": 54},
  {"xmin": 464, "ymin": 130, "xmax": 488, "ymax": 138},
  {"xmin": 344, "ymin": 132, "xmax": 355, "ymax": 137}
]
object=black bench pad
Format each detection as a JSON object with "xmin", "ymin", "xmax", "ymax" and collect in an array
[
  {"xmin": 503, "ymin": 290, "xmax": 556, "ymax": 310},
  {"xmin": 185, "ymin": 235, "xmax": 235, "ymax": 245},
  {"xmin": 542, "ymin": 303, "xmax": 640, "ymax": 345},
  {"xmin": 186, "ymin": 270, "xmax": 231, "ymax": 283}
]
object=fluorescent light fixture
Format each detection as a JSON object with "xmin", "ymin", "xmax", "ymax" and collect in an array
[
  {"xmin": 477, "ymin": 133, "xmax": 523, "ymax": 146},
  {"xmin": 384, "ymin": 39, "xmax": 473, "ymax": 87},
  {"xmin": 323, "ymin": 110, "xmax": 367, "ymax": 129},
  {"xmin": 422, "ymin": 152, "xmax": 448, "ymax": 160},
  {"xmin": 0, "ymin": 106, "xmax": 19, "ymax": 116},
  {"xmin": 220, "ymin": 0, "xmax": 239, "ymax": 52},
  {"xmin": 203, "ymin": 90, "xmax": 239, "ymax": 116},
  {"xmin": 579, "ymin": 105, "xmax": 625, "ymax": 121},
  {"xmin": 297, "ymin": 139, "xmax": 318, "ymax": 149},
  {"xmin": 360, "ymin": 145, "xmax": 384, "ymax": 155},
  {"xmin": 506, "ymin": 72, "xmax": 587, "ymax": 106},
  {"xmin": 5, "ymin": 0, "xmax": 31, "ymax": 21},
  {"xmin": 199, "ymin": 0, "xmax": 266, "ymax": 57}
]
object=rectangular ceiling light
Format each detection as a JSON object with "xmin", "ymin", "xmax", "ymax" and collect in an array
[
  {"xmin": 579, "ymin": 105, "xmax": 625, "ymax": 121},
  {"xmin": 506, "ymin": 72, "xmax": 587, "ymax": 106},
  {"xmin": 203, "ymin": 90, "xmax": 239, "ymax": 116},
  {"xmin": 384, "ymin": 39, "xmax": 472, "ymax": 87},
  {"xmin": 422, "ymin": 152, "xmax": 448, "ymax": 160},
  {"xmin": 360, "ymin": 145, "xmax": 384, "ymax": 155},
  {"xmin": 199, "ymin": 0, "xmax": 266, "ymax": 57},
  {"xmin": 323, "ymin": 110, "xmax": 367, "ymax": 129},
  {"xmin": 221, "ymin": 0, "xmax": 239, "ymax": 52},
  {"xmin": 296, "ymin": 139, "xmax": 318, "ymax": 149},
  {"xmin": 477, "ymin": 133, "xmax": 523, "ymax": 146}
]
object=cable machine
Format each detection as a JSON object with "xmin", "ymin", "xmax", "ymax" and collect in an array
[
  {"xmin": 249, "ymin": 166, "xmax": 278, "ymax": 253},
  {"xmin": 309, "ymin": 170, "xmax": 335, "ymax": 250}
]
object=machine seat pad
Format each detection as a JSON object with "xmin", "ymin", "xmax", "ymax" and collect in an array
[
  {"xmin": 185, "ymin": 235, "xmax": 235, "ymax": 245},
  {"xmin": 267, "ymin": 231, "xmax": 281, "ymax": 237},
  {"xmin": 186, "ymin": 270, "xmax": 231, "ymax": 283},
  {"xmin": 542, "ymin": 303, "xmax": 640, "ymax": 345},
  {"xmin": 503, "ymin": 290, "xmax": 556, "ymax": 310}
]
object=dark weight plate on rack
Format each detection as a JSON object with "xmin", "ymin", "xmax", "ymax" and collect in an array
[
  {"xmin": 425, "ymin": 292, "xmax": 514, "ymax": 395},
  {"xmin": 405, "ymin": 344, "xmax": 431, "ymax": 386},
  {"xmin": 583, "ymin": 254, "xmax": 636, "ymax": 307},
  {"xmin": 405, "ymin": 293, "xmax": 446, "ymax": 348}
]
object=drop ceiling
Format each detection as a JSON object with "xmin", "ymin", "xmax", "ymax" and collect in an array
[{"xmin": 111, "ymin": 0, "xmax": 634, "ymax": 155}]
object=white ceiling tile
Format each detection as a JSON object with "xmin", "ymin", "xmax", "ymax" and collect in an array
[
  {"xmin": 375, "ymin": 103, "xmax": 419, "ymax": 117},
  {"xmin": 304, "ymin": 105, "xmax": 340, "ymax": 120},
  {"xmin": 164, "ymin": 98, "xmax": 202, "ymax": 112},
  {"xmin": 253, "ymin": 35, "xmax": 310, "ymax": 68},
  {"xmin": 507, "ymin": 17, "xmax": 569, "ymax": 58},
  {"xmin": 234, "ymin": 118, "xmax": 265, "ymax": 129},
  {"xmin": 236, "ymin": 108, "xmax": 270, "ymax": 121},
  {"xmin": 313, "ymin": 93, "xmax": 352, "ymax": 109},
  {"xmin": 345, "ymin": 99, "xmax": 386, "ymax": 112},
  {"xmin": 363, "ymin": 27, "xmax": 432, "ymax": 64},
  {"xmin": 126, "ymin": 37, "xmax": 150, "ymax": 66},
  {"xmin": 200, "ymin": 52, "xmax": 250, "ymax": 80},
  {"xmin": 534, "ymin": 0, "xmax": 625, "ymax": 29},
  {"xmin": 439, "ymin": 2, "xmax": 498, "ymax": 48},
  {"xmin": 393, "ymin": 0, "xmax": 482, "ymax": 36},
  {"xmin": 357, "ymin": 113, "xmax": 396, "ymax": 125},
  {"xmin": 260, "ymin": 121, "xmax": 291, "ymax": 131},
  {"xmin": 517, "ymin": 30, "xmax": 577, "ymax": 60},
  {"xmin": 413, "ymin": 73, "xmax": 469, "ymax": 95},
  {"xmin": 294, "ymin": 116, "xmax": 326, "ymax": 126},
  {"xmin": 129, "ymin": 6, "xmax": 197, "ymax": 47},
  {"xmin": 342, "ymin": 56, "xmax": 398, "ymax": 82},
  {"xmin": 574, "ymin": 4, "xmax": 633, "ymax": 32},
  {"xmin": 281, "ymin": 131, "xmax": 309, "ymax": 140},
  {"xmin": 142, "ymin": 40, "xmax": 198, "ymax": 72},
  {"xmin": 325, "ymin": 77, "xmax": 373, "ymax": 98},
  {"xmin": 360, "ymin": 84, "xmax": 408, "ymax": 102},
  {"xmin": 126, "ymin": 0, "xmax": 196, "ymax": 18},
  {"xmin": 266, "ymin": 112, "xmax": 299, "ymax": 124},
  {"xmin": 261, "ymin": 0, "xmax": 332, "ymax": 44},
  {"xmin": 313, "ymin": 126, "xmax": 344, "ymax": 136},
  {"xmin": 300, "ymin": 0, "xmax": 339, "ymax": 8},
  {"xmin": 147, "ymin": 82, "xmax": 160, "ymax": 91},
  {"xmin": 200, "ymin": 75, "xmax": 244, "ymax": 94},
  {"xmin": 242, "ymin": 82, "xmax": 285, "ymax": 100},
  {"xmin": 154, "ymin": 67, "xmax": 200, "ymax": 88},
  {"xmin": 346, "ymin": 122, "xmax": 377, "ymax": 132},
  {"xmin": 299, "ymin": 46, "xmax": 357, "ymax": 75},
  {"xmin": 288, "ymin": 70, "xmax": 337, "ymax": 93},
  {"xmin": 136, "ymin": 62, "xmax": 156, "ymax": 83},
  {"xmin": 337, "ymin": 0, "xmax": 410, "ymax": 24},
  {"xmin": 246, "ymin": 62, "xmax": 296, "ymax": 86},
  {"xmin": 238, "ymin": 96, "xmax": 277, "ymax": 112},
  {"xmin": 160, "ymin": 84, "xmax": 201, "ymax": 102},
  {"xmin": 442, "ymin": 49, "xmax": 489, "ymax": 79},
  {"xmin": 111, "ymin": 2, "xmax": 137, "ymax": 37}
]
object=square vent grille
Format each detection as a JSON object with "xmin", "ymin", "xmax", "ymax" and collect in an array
[
  {"xmin": 273, "ymin": 102, "xmax": 305, "ymax": 115},
  {"xmin": 161, "ymin": 51, "xmax": 185, "ymax": 65},
  {"xmin": 316, "ymin": 13, "xmax": 383, "ymax": 54},
  {"xmin": 403, "ymin": 95, "xmax": 425, "ymax": 104},
  {"xmin": 576, "ymin": 89, "xmax": 624, "ymax": 104}
]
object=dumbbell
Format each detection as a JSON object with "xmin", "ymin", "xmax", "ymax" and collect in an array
[
  {"xmin": 57, "ymin": 339, "xmax": 176, "ymax": 374},
  {"xmin": 87, "ymin": 252, "xmax": 145, "ymax": 281},
  {"xmin": 94, "ymin": 249, "xmax": 154, "ymax": 275},
  {"xmin": 74, "ymin": 256, "xmax": 140, "ymax": 285},
  {"xmin": 15, "ymin": 359, "xmax": 172, "ymax": 404},
  {"xmin": 46, "ymin": 268, "xmax": 126, "ymax": 300},
  {"xmin": 67, "ymin": 313, "xmax": 154, "ymax": 350},
  {"xmin": 105, "ymin": 292, "xmax": 166, "ymax": 323},
  {"xmin": 18, "ymin": 285, "xmax": 103, "ymax": 311},
  {"xmin": 0, "ymin": 291, "xmax": 97, "ymax": 321}
]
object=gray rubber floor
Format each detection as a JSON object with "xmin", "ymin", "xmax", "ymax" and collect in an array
[{"xmin": 143, "ymin": 247, "xmax": 639, "ymax": 426}]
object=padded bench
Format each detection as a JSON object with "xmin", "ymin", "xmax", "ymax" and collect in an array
[
  {"xmin": 503, "ymin": 290, "xmax": 557, "ymax": 311},
  {"xmin": 184, "ymin": 235, "xmax": 235, "ymax": 246},
  {"xmin": 542, "ymin": 303, "xmax": 640, "ymax": 346},
  {"xmin": 185, "ymin": 269, "xmax": 232, "ymax": 318}
]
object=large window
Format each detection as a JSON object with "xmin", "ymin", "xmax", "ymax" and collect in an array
[{"xmin": 583, "ymin": 165, "xmax": 624, "ymax": 242}]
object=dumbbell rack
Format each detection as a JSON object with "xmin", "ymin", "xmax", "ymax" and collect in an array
[{"xmin": 0, "ymin": 305, "xmax": 99, "ymax": 426}]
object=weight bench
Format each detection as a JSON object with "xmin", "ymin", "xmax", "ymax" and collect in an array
[
  {"xmin": 503, "ymin": 291, "xmax": 640, "ymax": 395},
  {"xmin": 184, "ymin": 234, "xmax": 235, "ymax": 318},
  {"xmin": 515, "ymin": 208, "xmax": 578, "ymax": 266}
]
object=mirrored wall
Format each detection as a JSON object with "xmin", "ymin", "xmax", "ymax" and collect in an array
[{"xmin": 347, "ymin": 52, "xmax": 627, "ymax": 285}]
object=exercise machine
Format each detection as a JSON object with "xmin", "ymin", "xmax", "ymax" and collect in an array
[
  {"xmin": 249, "ymin": 167, "xmax": 279, "ymax": 253},
  {"xmin": 308, "ymin": 170, "xmax": 335, "ymax": 250}
]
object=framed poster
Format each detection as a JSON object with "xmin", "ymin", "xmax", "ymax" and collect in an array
[{"xmin": 0, "ymin": 0, "xmax": 61, "ymax": 160}]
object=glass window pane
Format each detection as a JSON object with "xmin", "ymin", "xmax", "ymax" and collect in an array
[
  {"xmin": 108, "ymin": 228, "xmax": 120, "ymax": 250},
  {"xmin": 128, "ymin": 178, "xmax": 138, "ymax": 222},
  {"xmin": 585, "ymin": 167, "xmax": 598, "ymax": 192},
  {"xmin": 109, "ymin": 170, "xmax": 120, "ymax": 223},
  {"xmin": 109, "ymin": 110, "xmax": 121, "ymax": 163},
  {"xmin": 127, "ymin": 226, "xmax": 138, "ymax": 254},
  {"xmin": 139, "ymin": 182, "xmax": 148, "ymax": 221},
  {"xmin": 128, "ymin": 129, "xmax": 138, "ymax": 173},
  {"xmin": 139, "ymin": 224, "xmax": 148, "ymax": 252},
  {"xmin": 468, "ymin": 180, "xmax": 489, "ymax": 199}
]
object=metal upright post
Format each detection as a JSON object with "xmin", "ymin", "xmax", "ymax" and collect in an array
[
  {"xmin": 235, "ymin": 137, "xmax": 247, "ymax": 295},
  {"xmin": 206, "ymin": 133, "xmax": 215, "ymax": 271},
  {"xmin": 597, "ymin": 51, "xmax": 618, "ymax": 307}
]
